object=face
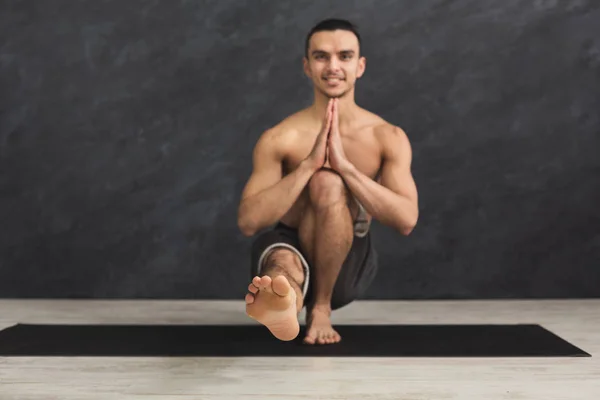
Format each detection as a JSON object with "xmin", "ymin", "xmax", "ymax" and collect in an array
[{"xmin": 303, "ymin": 30, "xmax": 366, "ymax": 99}]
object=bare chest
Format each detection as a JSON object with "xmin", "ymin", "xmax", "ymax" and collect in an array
[{"xmin": 282, "ymin": 128, "xmax": 382, "ymax": 179}]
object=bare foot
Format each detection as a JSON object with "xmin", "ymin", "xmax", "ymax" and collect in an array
[
  {"xmin": 303, "ymin": 305, "xmax": 341, "ymax": 345},
  {"xmin": 245, "ymin": 275, "xmax": 299, "ymax": 341}
]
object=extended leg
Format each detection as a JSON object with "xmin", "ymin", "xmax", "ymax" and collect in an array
[
  {"xmin": 245, "ymin": 248, "xmax": 306, "ymax": 341},
  {"xmin": 259, "ymin": 248, "xmax": 306, "ymax": 313}
]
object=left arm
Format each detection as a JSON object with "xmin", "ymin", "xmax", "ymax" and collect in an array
[{"xmin": 339, "ymin": 127, "xmax": 419, "ymax": 235}]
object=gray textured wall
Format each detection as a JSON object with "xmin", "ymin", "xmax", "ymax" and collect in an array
[{"xmin": 1, "ymin": 0, "xmax": 599, "ymax": 299}]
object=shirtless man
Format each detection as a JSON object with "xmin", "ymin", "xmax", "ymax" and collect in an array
[{"xmin": 237, "ymin": 19, "xmax": 419, "ymax": 345}]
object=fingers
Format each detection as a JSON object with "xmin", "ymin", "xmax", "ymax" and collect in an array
[
  {"xmin": 318, "ymin": 99, "xmax": 335, "ymax": 146},
  {"xmin": 325, "ymin": 111, "xmax": 333, "ymax": 136},
  {"xmin": 322, "ymin": 99, "xmax": 334, "ymax": 125},
  {"xmin": 327, "ymin": 99, "xmax": 335, "ymax": 126},
  {"xmin": 331, "ymin": 98, "xmax": 339, "ymax": 134},
  {"xmin": 320, "ymin": 101, "xmax": 334, "ymax": 138}
]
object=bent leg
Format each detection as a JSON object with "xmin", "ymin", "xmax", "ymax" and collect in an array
[
  {"xmin": 299, "ymin": 191, "xmax": 354, "ymax": 308},
  {"xmin": 298, "ymin": 168, "xmax": 356, "ymax": 344},
  {"xmin": 329, "ymin": 231, "xmax": 379, "ymax": 310}
]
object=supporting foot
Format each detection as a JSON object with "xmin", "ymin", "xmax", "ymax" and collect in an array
[{"xmin": 303, "ymin": 305, "xmax": 341, "ymax": 345}]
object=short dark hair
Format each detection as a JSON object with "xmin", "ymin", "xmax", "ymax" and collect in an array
[{"xmin": 304, "ymin": 18, "xmax": 361, "ymax": 58}]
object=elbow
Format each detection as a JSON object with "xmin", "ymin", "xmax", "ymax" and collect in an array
[
  {"xmin": 237, "ymin": 201, "xmax": 255, "ymax": 237},
  {"xmin": 238, "ymin": 221, "xmax": 256, "ymax": 237},
  {"xmin": 400, "ymin": 223, "xmax": 415, "ymax": 236},
  {"xmin": 399, "ymin": 211, "xmax": 419, "ymax": 236},
  {"xmin": 237, "ymin": 204, "xmax": 258, "ymax": 237},
  {"xmin": 237, "ymin": 216, "xmax": 257, "ymax": 237}
]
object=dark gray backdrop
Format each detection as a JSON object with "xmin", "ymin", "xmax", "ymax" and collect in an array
[{"xmin": 1, "ymin": 0, "xmax": 599, "ymax": 299}]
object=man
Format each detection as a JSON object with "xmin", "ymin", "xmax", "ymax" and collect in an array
[{"xmin": 237, "ymin": 18, "xmax": 419, "ymax": 345}]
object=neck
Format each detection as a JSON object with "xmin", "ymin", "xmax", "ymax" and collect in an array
[{"xmin": 311, "ymin": 90, "xmax": 357, "ymax": 125}]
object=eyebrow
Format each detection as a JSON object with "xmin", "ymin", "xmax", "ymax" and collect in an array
[{"xmin": 311, "ymin": 49, "xmax": 355, "ymax": 56}]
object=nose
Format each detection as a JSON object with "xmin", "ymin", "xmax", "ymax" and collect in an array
[{"xmin": 327, "ymin": 56, "xmax": 341, "ymax": 72}]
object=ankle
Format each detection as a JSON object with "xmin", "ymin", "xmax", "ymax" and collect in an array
[{"xmin": 309, "ymin": 302, "xmax": 332, "ymax": 316}]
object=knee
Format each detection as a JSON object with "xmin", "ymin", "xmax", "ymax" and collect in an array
[
  {"xmin": 308, "ymin": 168, "xmax": 348, "ymax": 208},
  {"xmin": 266, "ymin": 248, "xmax": 297, "ymax": 267},
  {"xmin": 264, "ymin": 248, "xmax": 304, "ymax": 277}
]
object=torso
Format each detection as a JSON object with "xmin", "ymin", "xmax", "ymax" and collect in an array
[{"xmin": 272, "ymin": 105, "xmax": 391, "ymax": 229}]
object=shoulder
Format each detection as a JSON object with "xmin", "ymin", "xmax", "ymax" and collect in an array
[
  {"xmin": 357, "ymin": 116, "xmax": 412, "ymax": 169},
  {"xmin": 377, "ymin": 123, "xmax": 410, "ymax": 149},
  {"xmin": 261, "ymin": 107, "xmax": 313, "ymax": 140},
  {"xmin": 254, "ymin": 110, "xmax": 308, "ymax": 155},
  {"xmin": 358, "ymin": 110, "xmax": 411, "ymax": 158}
]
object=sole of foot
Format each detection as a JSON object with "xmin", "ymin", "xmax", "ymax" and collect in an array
[{"xmin": 245, "ymin": 275, "xmax": 299, "ymax": 341}]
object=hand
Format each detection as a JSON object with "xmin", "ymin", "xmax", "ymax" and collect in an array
[
  {"xmin": 304, "ymin": 99, "xmax": 334, "ymax": 171},
  {"xmin": 326, "ymin": 99, "xmax": 351, "ymax": 172}
]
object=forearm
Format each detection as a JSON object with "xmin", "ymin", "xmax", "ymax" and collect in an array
[
  {"xmin": 340, "ymin": 164, "xmax": 418, "ymax": 235},
  {"xmin": 238, "ymin": 161, "xmax": 318, "ymax": 236}
]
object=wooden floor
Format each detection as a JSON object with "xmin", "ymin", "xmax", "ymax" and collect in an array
[{"xmin": 0, "ymin": 299, "xmax": 598, "ymax": 399}]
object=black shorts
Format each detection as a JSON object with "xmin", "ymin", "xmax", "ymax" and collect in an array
[{"xmin": 250, "ymin": 222, "xmax": 378, "ymax": 310}]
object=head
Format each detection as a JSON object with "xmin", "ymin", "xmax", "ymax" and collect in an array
[{"xmin": 303, "ymin": 18, "xmax": 366, "ymax": 100}]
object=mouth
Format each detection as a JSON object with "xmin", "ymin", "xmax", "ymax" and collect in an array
[{"xmin": 323, "ymin": 77, "xmax": 344, "ymax": 86}]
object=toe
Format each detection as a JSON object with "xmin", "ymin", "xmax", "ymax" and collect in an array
[
  {"xmin": 271, "ymin": 275, "xmax": 290, "ymax": 297},
  {"xmin": 248, "ymin": 283, "xmax": 259, "ymax": 294},
  {"xmin": 303, "ymin": 330, "xmax": 317, "ymax": 345},
  {"xmin": 317, "ymin": 333, "xmax": 326, "ymax": 345},
  {"xmin": 252, "ymin": 276, "xmax": 262, "ymax": 289},
  {"xmin": 261, "ymin": 276, "xmax": 273, "ymax": 292},
  {"xmin": 245, "ymin": 293, "xmax": 255, "ymax": 304}
]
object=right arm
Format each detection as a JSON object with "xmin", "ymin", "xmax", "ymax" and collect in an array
[{"xmin": 237, "ymin": 129, "xmax": 318, "ymax": 237}]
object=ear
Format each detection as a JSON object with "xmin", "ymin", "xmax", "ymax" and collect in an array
[
  {"xmin": 356, "ymin": 56, "xmax": 367, "ymax": 79},
  {"xmin": 302, "ymin": 57, "xmax": 311, "ymax": 78}
]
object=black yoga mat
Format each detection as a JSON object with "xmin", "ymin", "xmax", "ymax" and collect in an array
[{"xmin": 0, "ymin": 323, "xmax": 590, "ymax": 357}]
